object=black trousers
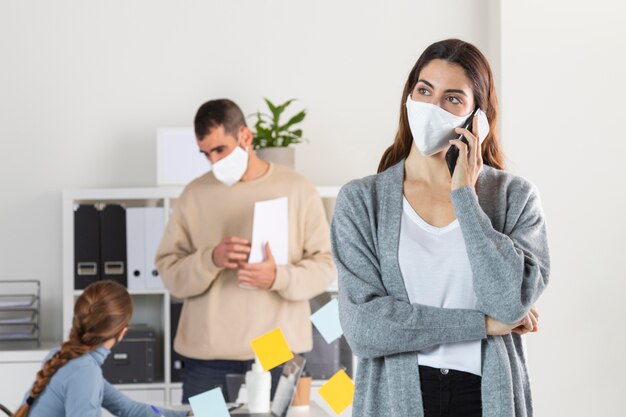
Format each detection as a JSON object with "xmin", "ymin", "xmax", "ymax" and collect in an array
[{"xmin": 419, "ymin": 366, "xmax": 482, "ymax": 417}]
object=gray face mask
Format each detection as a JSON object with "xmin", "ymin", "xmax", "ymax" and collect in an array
[{"xmin": 406, "ymin": 97, "xmax": 490, "ymax": 156}]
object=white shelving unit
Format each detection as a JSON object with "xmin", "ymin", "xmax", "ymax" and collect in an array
[{"xmin": 62, "ymin": 185, "xmax": 343, "ymax": 405}]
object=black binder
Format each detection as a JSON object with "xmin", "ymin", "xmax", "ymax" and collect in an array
[
  {"xmin": 74, "ymin": 205, "xmax": 101, "ymax": 289},
  {"xmin": 99, "ymin": 204, "xmax": 127, "ymax": 287}
]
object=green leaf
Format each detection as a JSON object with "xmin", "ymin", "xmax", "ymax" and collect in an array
[
  {"xmin": 277, "ymin": 98, "xmax": 296, "ymax": 113},
  {"xmin": 264, "ymin": 98, "xmax": 285, "ymax": 124},
  {"xmin": 263, "ymin": 98, "xmax": 278, "ymax": 116},
  {"xmin": 279, "ymin": 110, "xmax": 306, "ymax": 131},
  {"xmin": 256, "ymin": 126, "xmax": 272, "ymax": 140}
]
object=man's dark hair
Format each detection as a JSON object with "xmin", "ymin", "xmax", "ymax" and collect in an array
[{"xmin": 194, "ymin": 99, "xmax": 247, "ymax": 140}]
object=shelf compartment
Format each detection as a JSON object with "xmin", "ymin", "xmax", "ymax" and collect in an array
[
  {"xmin": 0, "ymin": 310, "xmax": 37, "ymax": 325},
  {"xmin": 0, "ymin": 295, "xmax": 37, "ymax": 309},
  {"xmin": 0, "ymin": 323, "xmax": 38, "ymax": 341}
]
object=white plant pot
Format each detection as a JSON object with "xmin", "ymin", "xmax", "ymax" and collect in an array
[{"xmin": 255, "ymin": 146, "xmax": 295, "ymax": 170}]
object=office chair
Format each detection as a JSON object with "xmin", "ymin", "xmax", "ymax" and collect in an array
[{"xmin": 0, "ymin": 402, "xmax": 12, "ymax": 416}]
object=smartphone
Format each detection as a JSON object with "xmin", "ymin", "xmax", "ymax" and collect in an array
[{"xmin": 445, "ymin": 107, "xmax": 479, "ymax": 177}]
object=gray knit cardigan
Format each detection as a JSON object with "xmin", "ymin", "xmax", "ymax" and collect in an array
[{"xmin": 330, "ymin": 160, "xmax": 550, "ymax": 417}]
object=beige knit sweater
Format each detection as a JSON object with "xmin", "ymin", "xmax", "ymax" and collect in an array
[{"xmin": 155, "ymin": 163, "xmax": 335, "ymax": 360}]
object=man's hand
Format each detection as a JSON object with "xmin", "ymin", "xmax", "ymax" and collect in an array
[
  {"xmin": 237, "ymin": 242, "xmax": 277, "ymax": 289},
  {"xmin": 212, "ymin": 236, "xmax": 251, "ymax": 269}
]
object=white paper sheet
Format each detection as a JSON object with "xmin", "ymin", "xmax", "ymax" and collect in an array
[{"xmin": 248, "ymin": 197, "xmax": 289, "ymax": 266}]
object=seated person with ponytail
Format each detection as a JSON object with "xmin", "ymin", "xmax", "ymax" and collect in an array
[{"xmin": 13, "ymin": 280, "xmax": 190, "ymax": 417}]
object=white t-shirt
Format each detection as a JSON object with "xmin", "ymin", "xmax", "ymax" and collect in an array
[{"xmin": 398, "ymin": 197, "xmax": 482, "ymax": 376}]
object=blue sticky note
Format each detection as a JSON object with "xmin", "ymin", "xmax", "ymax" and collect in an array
[
  {"xmin": 310, "ymin": 298, "xmax": 343, "ymax": 344},
  {"xmin": 188, "ymin": 387, "xmax": 230, "ymax": 417}
]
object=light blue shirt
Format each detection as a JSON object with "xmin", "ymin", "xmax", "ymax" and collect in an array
[{"xmin": 23, "ymin": 346, "xmax": 187, "ymax": 417}]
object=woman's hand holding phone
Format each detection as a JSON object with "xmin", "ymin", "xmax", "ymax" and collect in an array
[{"xmin": 449, "ymin": 113, "xmax": 483, "ymax": 191}]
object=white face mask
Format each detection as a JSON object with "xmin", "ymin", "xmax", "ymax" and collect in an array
[
  {"xmin": 208, "ymin": 140, "xmax": 249, "ymax": 186},
  {"xmin": 405, "ymin": 96, "xmax": 490, "ymax": 156}
]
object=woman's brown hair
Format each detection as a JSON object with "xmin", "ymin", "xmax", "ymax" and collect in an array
[
  {"xmin": 378, "ymin": 39, "xmax": 505, "ymax": 173},
  {"xmin": 13, "ymin": 280, "xmax": 133, "ymax": 417}
]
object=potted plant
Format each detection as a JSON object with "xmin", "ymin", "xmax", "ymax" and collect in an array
[{"xmin": 251, "ymin": 98, "xmax": 307, "ymax": 169}]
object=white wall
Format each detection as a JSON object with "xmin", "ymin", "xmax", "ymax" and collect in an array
[
  {"xmin": 501, "ymin": 1, "xmax": 626, "ymax": 416},
  {"xmin": 0, "ymin": 0, "xmax": 498, "ymax": 343}
]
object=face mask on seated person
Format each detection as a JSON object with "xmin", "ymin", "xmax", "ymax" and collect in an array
[
  {"xmin": 208, "ymin": 139, "xmax": 249, "ymax": 186},
  {"xmin": 405, "ymin": 96, "xmax": 490, "ymax": 156}
]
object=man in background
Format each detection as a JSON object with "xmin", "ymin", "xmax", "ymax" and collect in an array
[{"xmin": 156, "ymin": 98, "xmax": 335, "ymax": 402}]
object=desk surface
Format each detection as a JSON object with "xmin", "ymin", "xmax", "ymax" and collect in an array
[
  {"xmin": 172, "ymin": 401, "xmax": 349, "ymax": 417},
  {"xmin": 232, "ymin": 403, "xmax": 329, "ymax": 417}
]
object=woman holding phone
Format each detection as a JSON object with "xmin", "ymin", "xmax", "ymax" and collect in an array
[
  {"xmin": 331, "ymin": 39, "xmax": 550, "ymax": 417},
  {"xmin": 13, "ymin": 280, "xmax": 189, "ymax": 417}
]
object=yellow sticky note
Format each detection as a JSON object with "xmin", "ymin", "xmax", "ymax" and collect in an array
[
  {"xmin": 250, "ymin": 328, "xmax": 294, "ymax": 371},
  {"xmin": 318, "ymin": 369, "xmax": 354, "ymax": 415}
]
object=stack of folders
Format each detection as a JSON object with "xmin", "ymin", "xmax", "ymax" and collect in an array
[
  {"xmin": 74, "ymin": 205, "xmax": 127, "ymax": 290},
  {"xmin": 125, "ymin": 207, "xmax": 166, "ymax": 290},
  {"xmin": 74, "ymin": 205, "xmax": 165, "ymax": 291}
]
